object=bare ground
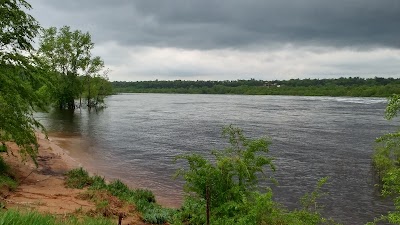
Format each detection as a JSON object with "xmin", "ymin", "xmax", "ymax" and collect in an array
[{"xmin": 1, "ymin": 133, "xmax": 146, "ymax": 225}]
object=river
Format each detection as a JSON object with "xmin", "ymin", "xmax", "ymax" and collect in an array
[{"xmin": 36, "ymin": 94, "xmax": 396, "ymax": 224}]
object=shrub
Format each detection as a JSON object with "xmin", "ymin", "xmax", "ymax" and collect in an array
[
  {"xmin": 174, "ymin": 125, "xmax": 275, "ymax": 224},
  {"xmin": 174, "ymin": 126, "xmax": 335, "ymax": 225},
  {"xmin": 106, "ymin": 179, "xmax": 130, "ymax": 197},
  {"xmin": 141, "ymin": 205, "xmax": 173, "ymax": 224},
  {"xmin": 65, "ymin": 168, "xmax": 92, "ymax": 189},
  {"xmin": 65, "ymin": 168, "xmax": 172, "ymax": 224},
  {"xmin": 133, "ymin": 189, "xmax": 156, "ymax": 203},
  {"xmin": 89, "ymin": 175, "xmax": 107, "ymax": 190}
]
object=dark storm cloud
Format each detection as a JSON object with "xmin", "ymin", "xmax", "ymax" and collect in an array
[{"xmin": 29, "ymin": 0, "xmax": 400, "ymax": 50}]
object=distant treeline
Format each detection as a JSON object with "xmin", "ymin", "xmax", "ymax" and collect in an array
[{"xmin": 112, "ymin": 77, "xmax": 400, "ymax": 97}]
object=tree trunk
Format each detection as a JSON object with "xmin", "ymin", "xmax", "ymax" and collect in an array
[
  {"xmin": 87, "ymin": 75, "xmax": 91, "ymax": 108},
  {"xmin": 206, "ymin": 181, "xmax": 210, "ymax": 225}
]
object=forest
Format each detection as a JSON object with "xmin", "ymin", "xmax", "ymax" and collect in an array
[{"xmin": 112, "ymin": 77, "xmax": 400, "ymax": 97}]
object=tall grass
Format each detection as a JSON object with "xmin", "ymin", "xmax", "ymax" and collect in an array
[
  {"xmin": 0, "ymin": 210, "xmax": 114, "ymax": 225},
  {"xmin": 65, "ymin": 167, "xmax": 93, "ymax": 189}
]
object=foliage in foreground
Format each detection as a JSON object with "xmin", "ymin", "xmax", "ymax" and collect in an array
[
  {"xmin": 0, "ymin": 0, "xmax": 47, "ymax": 162},
  {"xmin": 65, "ymin": 168, "xmax": 173, "ymax": 224},
  {"xmin": 0, "ymin": 209, "xmax": 113, "ymax": 225},
  {"xmin": 371, "ymin": 94, "xmax": 400, "ymax": 224},
  {"xmin": 173, "ymin": 125, "xmax": 337, "ymax": 225}
]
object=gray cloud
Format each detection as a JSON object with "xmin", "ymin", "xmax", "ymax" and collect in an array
[
  {"xmin": 26, "ymin": 0, "xmax": 400, "ymax": 81},
  {"xmin": 29, "ymin": 0, "xmax": 400, "ymax": 50}
]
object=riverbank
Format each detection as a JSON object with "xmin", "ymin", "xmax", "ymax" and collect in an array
[
  {"xmin": 0, "ymin": 133, "xmax": 145, "ymax": 224},
  {"xmin": 43, "ymin": 132, "xmax": 183, "ymax": 208},
  {"xmin": 1, "ymin": 133, "xmax": 86, "ymax": 213}
]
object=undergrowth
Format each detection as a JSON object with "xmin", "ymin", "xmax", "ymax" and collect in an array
[
  {"xmin": 65, "ymin": 167, "xmax": 93, "ymax": 189},
  {"xmin": 0, "ymin": 156, "xmax": 17, "ymax": 199},
  {"xmin": 0, "ymin": 209, "xmax": 114, "ymax": 225},
  {"xmin": 66, "ymin": 168, "xmax": 173, "ymax": 224}
]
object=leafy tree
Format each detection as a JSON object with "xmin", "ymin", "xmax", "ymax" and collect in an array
[
  {"xmin": 174, "ymin": 125, "xmax": 274, "ymax": 224},
  {"xmin": 371, "ymin": 94, "xmax": 400, "ymax": 224},
  {"xmin": 37, "ymin": 26, "xmax": 106, "ymax": 109},
  {"xmin": 84, "ymin": 67, "xmax": 112, "ymax": 108},
  {"xmin": 173, "ymin": 126, "xmax": 334, "ymax": 225},
  {"xmin": 0, "ymin": 0, "xmax": 46, "ymax": 161}
]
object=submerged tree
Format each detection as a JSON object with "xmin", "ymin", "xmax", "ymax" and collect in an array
[
  {"xmin": 37, "ymin": 26, "xmax": 109, "ymax": 109},
  {"xmin": 0, "ymin": 0, "xmax": 46, "ymax": 161}
]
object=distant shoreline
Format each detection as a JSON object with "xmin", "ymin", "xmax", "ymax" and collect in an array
[
  {"xmin": 113, "ymin": 88, "xmax": 394, "ymax": 97},
  {"xmin": 112, "ymin": 78, "xmax": 400, "ymax": 97}
]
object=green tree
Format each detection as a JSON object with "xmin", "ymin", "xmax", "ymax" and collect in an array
[
  {"xmin": 86, "ymin": 68, "xmax": 113, "ymax": 108},
  {"xmin": 370, "ymin": 94, "xmax": 400, "ymax": 224},
  {"xmin": 174, "ymin": 125, "xmax": 276, "ymax": 224},
  {"xmin": 37, "ymin": 26, "xmax": 105, "ymax": 109},
  {"xmin": 173, "ymin": 126, "xmax": 336, "ymax": 225},
  {"xmin": 0, "ymin": 0, "xmax": 46, "ymax": 161}
]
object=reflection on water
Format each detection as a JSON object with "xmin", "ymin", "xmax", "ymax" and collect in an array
[{"xmin": 36, "ymin": 94, "xmax": 395, "ymax": 224}]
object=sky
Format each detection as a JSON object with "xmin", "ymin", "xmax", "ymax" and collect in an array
[{"xmin": 28, "ymin": 0, "xmax": 400, "ymax": 81}]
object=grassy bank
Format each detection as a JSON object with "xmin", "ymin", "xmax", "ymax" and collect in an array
[{"xmin": 65, "ymin": 168, "xmax": 173, "ymax": 224}]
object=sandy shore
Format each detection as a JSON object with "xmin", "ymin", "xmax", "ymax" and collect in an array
[
  {"xmin": 1, "ymin": 133, "xmax": 147, "ymax": 224},
  {"xmin": 1, "ymin": 133, "xmax": 95, "ymax": 215},
  {"xmin": 43, "ymin": 132, "xmax": 183, "ymax": 208}
]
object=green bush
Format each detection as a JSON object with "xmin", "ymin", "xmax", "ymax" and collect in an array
[
  {"xmin": 106, "ymin": 179, "xmax": 130, "ymax": 197},
  {"xmin": 105, "ymin": 180, "xmax": 171, "ymax": 224},
  {"xmin": 65, "ymin": 167, "xmax": 92, "ymax": 189},
  {"xmin": 174, "ymin": 125, "xmax": 275, "ymax": 224},
  {"xmin": 173, "ymin": 126, "xmax": 336, "ymax": 225},
  {"xmin": 141, "ymin": 205, "xmax": 173, "ymax": 224},
  {"xmin": 65, "ymin": 168, "xmax": 172, "ymax": 224},
  {"xmin": 89, "ymin": 175, "xmax": 107, "ymax": 190},
  {"xmin": 133, "ymin": 189, "xmax": 156, "ymax": 203}
]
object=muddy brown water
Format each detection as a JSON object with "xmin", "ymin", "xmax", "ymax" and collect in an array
[{"xmin": 36, "ymin": 94, "xmax": 396, "ymax": 224}]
